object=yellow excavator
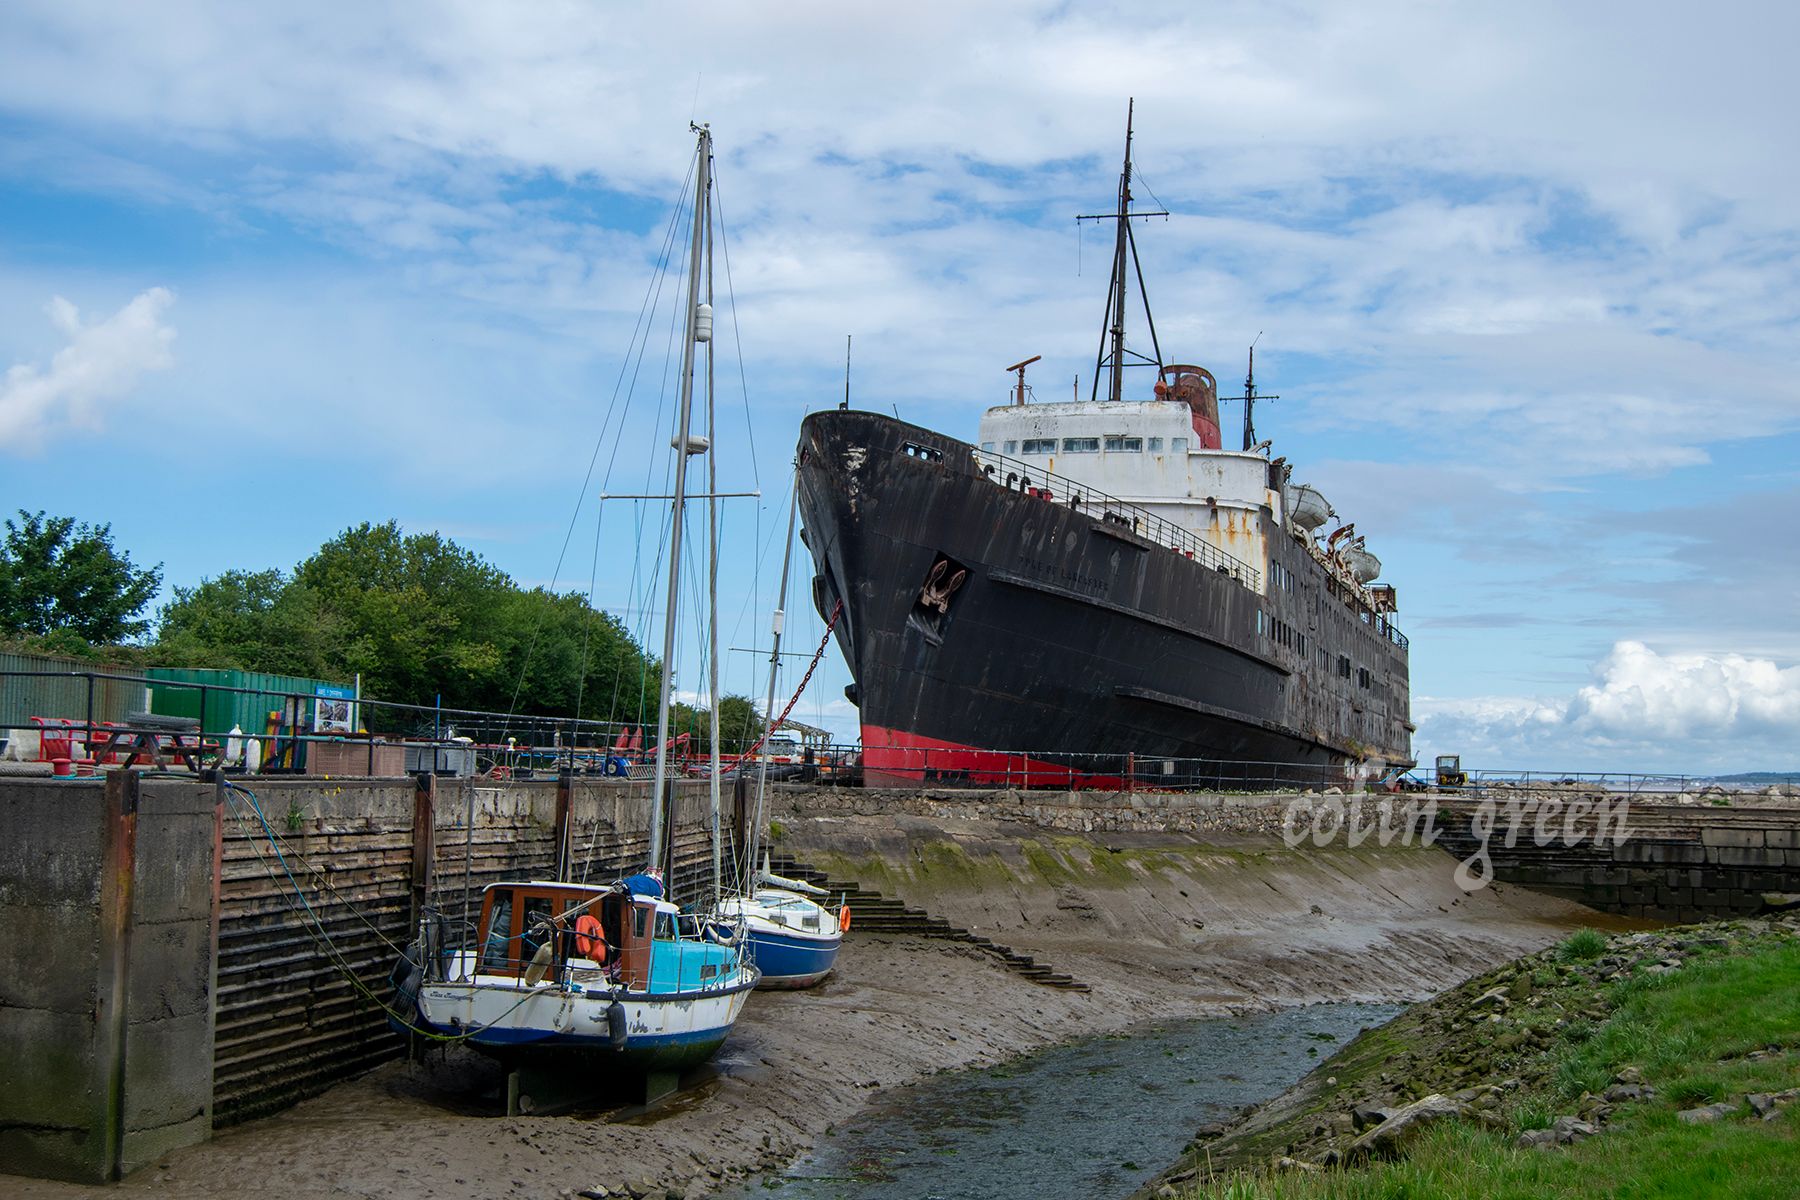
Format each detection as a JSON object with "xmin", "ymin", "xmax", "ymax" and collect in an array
[{"xmin": 1435, "ymin": 754, "xmax": 1469, "ymax": 788}]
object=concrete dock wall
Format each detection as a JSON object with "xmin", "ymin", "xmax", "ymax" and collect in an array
[
  {"xmin": 772, "ymin": 784, "xmax": 1800, "ymax": 923},
  {"xmin": 0, "ymin": 773, "xmax": 219, "ymax": 1184},
  {"xmin": 0, "ymin": 770, "xmax": 715, "ymax": 1182}
]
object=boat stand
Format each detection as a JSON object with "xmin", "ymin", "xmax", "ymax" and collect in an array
[{"xmin": 503, "ymin": 1065, "xmax": 684, "ymax": 1115}]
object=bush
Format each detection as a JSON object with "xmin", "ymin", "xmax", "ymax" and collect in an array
[{"xmin": 1558, "ymin": 928, "xmax": 1608, "ymax": 961}]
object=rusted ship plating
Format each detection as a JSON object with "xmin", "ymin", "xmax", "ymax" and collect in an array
[{"xmin": 795, "ymin": 103, "xmax": 1413, "ymax": 789}]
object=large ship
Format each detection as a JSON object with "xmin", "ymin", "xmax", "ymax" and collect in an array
[{"xmin": 796, "ymin": 108, "xmax": 1413, "ymax": 789}]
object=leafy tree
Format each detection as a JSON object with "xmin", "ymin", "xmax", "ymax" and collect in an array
[
  {"xmin": 0, "ymin": 510, "xmax": 162, "ymax": 643},
  {"xmin": 291, "ymin": 522, "xmax": 511, "ymax": 704},
  {"xmin": 663, "ymin": 693, "xmax": 767, "ymax": 756},
  {"xmin": 155, "ymin": 569, "xmax": 338, "ymax": 679},
  {"xmin": 717, "ymin": 694, "xmax": 767, "ymax": 754},
  {"xmin": 153, "ymin": 520, "xmax": 660, "ymax": 724}
]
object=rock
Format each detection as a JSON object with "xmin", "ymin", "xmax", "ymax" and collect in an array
[
  {"xmin": 1471, "ymin": 986, "xmax": 1511, "ymax": 1010},
  {"xmin": 578, "ymin": 1188, "xmax": 610, "ymax": 1199},
  {"xmin": 1516, "ymin": 1128, "xmax": 1559, "ymax": 1150},
  {"xmin": 1612, "ymin": 1066, "xmax": 1643, "ymax": 1085},
  {"xmin": 1761, "ymin": 893, "xmax": 1800, "ymax": 912},
  {"xmin": 1345, "ymin": 1094, "xmax": 1464, "ymax": 1162},
  {"xmin": 1155, "ymin": 1185, "xmax": 1178, "ymax": 1199},
  {"xmin": 1508, "ymin": 973, "xmax": 1534, "ymax": 1000},
  {"xmin": 1603, "ymin": 1084, "xmax": 1651, "ymax": 1102},
  {"xmin": 1351, "ymin": 1104, "xmax": 1390, "ymax": 1131},
  {"xmin": 1676, "ymin": 1103, "xmax": 1737, "ymax": 1125},
  {"xmin": 1273, "ymin": 1156, "xmax": 1321, "ymax": 1173},
  {"xmin": 1552, "ymin": 1116, "xmax": 1599, "ymax": 1144},
  {"xmin": 1748, "ymin": 1093, "xmax": 1778, "ymax": 1118}
]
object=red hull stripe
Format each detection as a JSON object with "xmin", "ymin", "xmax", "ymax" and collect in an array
[{"xmin": 860, "ymin": 724, "xmax": 1124, "ymax": 789}]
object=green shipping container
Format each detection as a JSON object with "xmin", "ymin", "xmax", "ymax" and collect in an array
[{"xmin": 146, "ymin": 668, "xmax": 353, "ymax": 748}]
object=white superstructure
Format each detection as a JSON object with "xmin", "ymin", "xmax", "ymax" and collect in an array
[{"xmin": 978, "ymin": 395, "xmax": 1283, "ymax": 593}]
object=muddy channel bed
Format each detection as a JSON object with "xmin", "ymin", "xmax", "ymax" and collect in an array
[{"xmin": 6, "ymin": 821, "xmax": 1630, "ymax": 1200}]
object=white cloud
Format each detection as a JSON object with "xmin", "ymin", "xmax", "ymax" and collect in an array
[
  {"xmin": 1417, "ymin": 640, "xmax": 1800, "ymax": 771},
  {"xmin": 1567, "ymin": 640, "xmax": 1800, "ymax": 741},
  {"xmin": 0, "ymin": 287, "xmax": 176, "ymax": 452}
]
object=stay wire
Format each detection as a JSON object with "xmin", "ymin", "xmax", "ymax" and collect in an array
[{"xmin": 504, "ymin": 154, "xmax": 699, "ymax": 734}]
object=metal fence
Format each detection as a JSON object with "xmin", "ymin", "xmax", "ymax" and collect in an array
[
  {"xmin": 1411, "ymin": 768, "xmax": 1800, "ymax": 798},
  {"xmin": 0, "ymin": 667, "xmax": 760, "ymax": 778}
]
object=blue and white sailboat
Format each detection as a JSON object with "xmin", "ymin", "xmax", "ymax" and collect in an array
[
  {"xmin": 723, "ymin": 476, "xmax": 846, "ymax": 989},
  {"xmin": 392, "ymin": 123, "xmax": 759, "ymax": 1101},
  {"xmin": 719, "ymin": 855, "xmax": 845, "ymax": 988}
]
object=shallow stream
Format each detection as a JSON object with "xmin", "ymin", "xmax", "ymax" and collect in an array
[{"xmin": 726, "ymin": 1000, "xmax": 1402, "ymax": 1200}]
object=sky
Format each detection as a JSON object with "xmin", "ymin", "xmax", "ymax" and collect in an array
[{"xmin": 2, "ymin": 1, "xmax": 1797, "ymax": 774}]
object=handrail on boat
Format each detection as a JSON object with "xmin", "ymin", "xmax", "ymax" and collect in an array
[{"xmin": 961, "ymin": 445, "xmax": 1263, "ymax": 592}]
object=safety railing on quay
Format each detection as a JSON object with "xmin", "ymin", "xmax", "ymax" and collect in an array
[
  {"xmin": 1413, "ymin": 768, "xmax": 1800, "ymax": 798},
  {"xmin": 0, "ymin": 668, "xmax": 760, "ymax": 780}
]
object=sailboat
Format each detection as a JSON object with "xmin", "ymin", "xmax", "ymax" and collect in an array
[
  {"xmin": 715, "ymin": 478, "xmax": 847, "ymax": 988},
  {"xmin": 391, "ymin": 123, "xmax": 759, "ymax": 1105}
]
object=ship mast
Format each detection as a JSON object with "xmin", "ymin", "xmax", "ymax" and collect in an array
[
  {"xmin": 1081, "ymin": 99, "xmax": 1167, "ymax": 404},
  {"xmin": 647, "ymin": 123, "xmax": 713, "ymax": 884}
]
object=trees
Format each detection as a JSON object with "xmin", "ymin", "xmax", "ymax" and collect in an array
[
  {"xmin": 0, "ymin": 510, "xmax": 162, "ymax": 643},
  {"xmin": 154, "ymin": 521, "xmax": 660, "ymax": 722}
]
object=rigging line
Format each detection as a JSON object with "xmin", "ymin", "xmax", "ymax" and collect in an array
[
  {"xmin": 574, "ymin": 495, "xmax": 607, "ymax": 725},
  {"xmin": 728, "ymin": 599, "xmax": 841, "ymax": 764},
  {"xmin": 709, "ymin": 170, "xmax": 759, "ymax": 489},
  {"xmin": 1134, "ymin": 166, "xmax": 1169, "ymax": 218},
  {"xmin": 503, "ymin": 155, "xmax": 698, "ymax": 730},
  {"xmin": 221, "ymin": 781, "xmax": 538, "ymax": 1042}
]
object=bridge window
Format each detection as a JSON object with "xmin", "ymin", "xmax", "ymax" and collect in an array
[
  {"xmin": 1337, "ymin": 655, "xmax": 1352, "ymax": 679},
  {"xmin": 1357, "ymin": 667, "xmax": 1372, "ymax": 690},
  {"xmin": 1104, "ymin": 436, "xmax": 1143, "ymax": 453},
  {"xmin": 1021, "ymin": 438, "xmax": 1056, "ymax": 455},
  {"xmin": 1061, "ymin": 437, "xmax": 1099, "ymax": 453},
  {"xmin": 981, "ymin": 441, "xmax": 995, "ymax": 451},
  {"xmin": 1171, "ymin": 437, "xmax": 1189, "ymax": 454},
  {"xmin": 1004, "ymin": 440, "xmax": 1017, "ymax": 454},
  {"xmin": 1148, "ymin": 437, "xmax": 1163, "ymax": 452}
]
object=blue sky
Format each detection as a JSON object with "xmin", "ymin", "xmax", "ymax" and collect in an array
[{"xmin": 2, "ymin": 1, "xmax": 1797, "ymax": 773}]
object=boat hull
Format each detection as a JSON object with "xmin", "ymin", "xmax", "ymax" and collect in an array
[
  {"xmin": 744, "ymin": 926, "xmax": 842, "ymax": 989},
  {"xmin": 407, "ymin": 972, "xmax": 757, "ymax": 1072},
  {"xmin": 796, "ymin": 410, "xmax": 1412, "ymax": 788}
]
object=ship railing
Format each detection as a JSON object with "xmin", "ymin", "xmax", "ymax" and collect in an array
[
  {"xmin": 969, "ymin": 447, "xmax": 1261, "ymax": 592},
  {"xmin": 1308, "ymin": 539, "xmax": 1409, "ymax": 650}
]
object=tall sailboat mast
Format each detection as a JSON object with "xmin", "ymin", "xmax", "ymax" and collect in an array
[
  {"xmin": 703, "ymin": 143, "xmax": 724, "ymax": 902},
  {"xmin": 647, "ymin": 123, "xmax": 713, "ymax": 880}
]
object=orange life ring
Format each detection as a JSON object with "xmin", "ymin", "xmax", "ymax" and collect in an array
[
  {"xmin": 573, "ymin": 914, "xmax": 607, "ymax": 962},
  {"xmin": 838, "ymin": 904, "xmax": 852, "ymax": 932}
]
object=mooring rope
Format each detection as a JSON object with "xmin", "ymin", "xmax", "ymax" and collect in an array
[{"xmin": 222, "ymin": 779, "xmax": 547, "ymax": 1043}]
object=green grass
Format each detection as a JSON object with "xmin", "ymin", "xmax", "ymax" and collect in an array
[
  {"xmin": 1184, "ymin": 934, "xmax": 1800, "ymax": 1200},
  {"xmin": 1556, "ymin": 927, "xmax": 1608, "ymax": 961}
]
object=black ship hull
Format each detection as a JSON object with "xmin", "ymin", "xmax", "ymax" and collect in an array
[{"xmin": 796, "ymin": 411, "xmax": 1413, "ymax": 789}]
